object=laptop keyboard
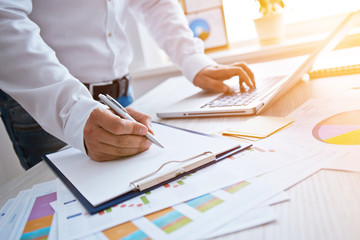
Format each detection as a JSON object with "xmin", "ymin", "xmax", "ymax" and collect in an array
[{"xmin": 201, "ymin": 75, "xmax": 285, "ymax": 108}]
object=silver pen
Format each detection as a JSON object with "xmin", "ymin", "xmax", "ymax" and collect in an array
[{"xmin": 98, "ymin": 94, "xmax": 164, "ymax": 148}]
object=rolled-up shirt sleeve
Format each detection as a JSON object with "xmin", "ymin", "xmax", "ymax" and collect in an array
[
  {"xmin": 0, "ymin": 0, "xmax": 105, "ymax": 154},
  {"xmin": 128, "ymin": 0, "xmax": 217, "ymax": 82}
]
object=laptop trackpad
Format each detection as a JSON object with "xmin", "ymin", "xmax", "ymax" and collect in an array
[{"xmin": 168, "ymin": 91, "xmax": 221, "ymax": 110}]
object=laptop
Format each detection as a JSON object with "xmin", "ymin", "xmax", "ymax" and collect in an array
[{"xmin": 157, "ymin": 10, "xmax": 360, "ymax": 118}]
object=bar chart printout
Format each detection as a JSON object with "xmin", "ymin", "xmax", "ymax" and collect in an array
[
  {"xmin": 102, "ymin": 221, "xmax": 150, "ymax": 240},
  {"xmin": 312, "ymin": 110, "xmax": 360, "ymax": 145},
  {"xmin": 146, "ymin": 207, "xmax": 192, "ymax": 234},
  {"xmin": 21, "ymin": 192, "xmax": 56, "ymax": 240},
  {"xmin": 223, "ymin": 181, "xmax": 251, "ymax": 194},
  {"xmin": 185, "ymin": 194, "xmax": 224, "ymax": 213}
]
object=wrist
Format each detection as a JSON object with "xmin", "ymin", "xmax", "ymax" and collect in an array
[{"xmin": 181, "ymin": 53, "xmax": 217, "ymax": 82}]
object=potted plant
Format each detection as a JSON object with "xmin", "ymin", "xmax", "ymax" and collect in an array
[{"xmin": 253, "ymin": 0, "xmax": 285, "ymax": 45}]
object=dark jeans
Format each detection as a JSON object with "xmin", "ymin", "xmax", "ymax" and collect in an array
[{"xmin": 0, "ymin": 88, "xmax": 133, "ymax": 170}]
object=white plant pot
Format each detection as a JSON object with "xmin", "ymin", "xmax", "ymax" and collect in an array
[{"xmin": 253, "ymin": 13, "xmax": 285, "ymax": 46}]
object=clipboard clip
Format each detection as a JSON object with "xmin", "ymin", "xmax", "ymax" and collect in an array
[{"xmin": 130, "ymin": 151, "xmax": 215, "ymax": 191}]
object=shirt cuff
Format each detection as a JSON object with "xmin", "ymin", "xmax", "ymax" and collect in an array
[
  {"xmin": 181, "ymin": 53, "xmax": 218, "ymax": 83},
  {"xmin": 63, "ymin": 98, "xmax": 107, "ymax": 154}
]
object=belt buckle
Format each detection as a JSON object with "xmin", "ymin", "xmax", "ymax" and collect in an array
[{"xmin": 117, "ymin": 74, "xmax": 130, "ymax": 97}]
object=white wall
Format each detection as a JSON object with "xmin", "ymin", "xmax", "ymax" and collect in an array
[{"xmin": 0, "ymin": 119, "xmax": 25, "ymax": 186}]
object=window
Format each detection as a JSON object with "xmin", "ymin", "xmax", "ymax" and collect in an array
[
  {"xmin": 222, "ymin": 0, "xmax": 360, "ymax": 44},
  {"xmin": 129, "ymin": 0, "xmax": 360, "ymax": 73}
]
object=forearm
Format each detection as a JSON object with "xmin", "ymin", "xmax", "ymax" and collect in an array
[
  {"xmin": 129, "ymin": 0, "xmax": 217, "ymax": 82},
  {"xmin": 0, "ymin": 1, "xmax": 104, "ymax": 153}
]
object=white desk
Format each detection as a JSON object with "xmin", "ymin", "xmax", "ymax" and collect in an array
[{"xmin": 1, "ymin": 57, "xmax": 360, "ymax": 239}]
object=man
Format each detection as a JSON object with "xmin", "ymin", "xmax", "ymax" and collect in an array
[{"xmin": 0, "ymin": 0, "xmax": 255, "ymax": 169}]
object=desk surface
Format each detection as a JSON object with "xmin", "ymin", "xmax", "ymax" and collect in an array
[{"xmin": 1, "ymin": 57, "xmax": 360, "ymax": 239}]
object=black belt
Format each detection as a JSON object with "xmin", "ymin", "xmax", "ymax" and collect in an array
[{"xmin": 84, "ymin": 74, "xmax": 130, "ymax": 100}]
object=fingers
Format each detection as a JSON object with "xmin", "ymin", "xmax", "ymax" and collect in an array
[
  {"xmin": 194, "ymin": 75, "xmax": 230, "ymax": 93},
  {"xmin": 91, "ymin": 126, "xmax": 151, "ymax": 149},
  {"xmin": 89, "ymin": 137, "xmax": 152, "ymax": 162},
  {"xmin": 126, "ymin": 108, "xmax": 154, "ymax": 134},
  {"xmin": 83, "ymin": 108, "xmax": 153, "ymax": 162},
  {"xmin": 193, "ymin": 63, "xmax": 256, "ymax": 93},
  {"xmin": 95, "ymin": 108, "xmax": 148, "ymax": 136},
  {"xmin": 231, "ymin": 62, "xmax": 256, "ymax": 88},
  {"xmin": 215, "ymin": 65, "xmax": 255, "ymax": 89}
]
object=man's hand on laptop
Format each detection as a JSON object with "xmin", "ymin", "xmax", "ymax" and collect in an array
[{"xmin": 193, "ymin": 62, "xmax": 256, "ymax": 93}]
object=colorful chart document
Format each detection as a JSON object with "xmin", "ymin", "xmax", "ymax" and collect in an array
[
  {"xmin": 90, "ymin": 147, "xmax": 341, "ymax": 240},
  {"xmin": 312, "ymin": 110, "xmax": 360, "ymax": 145},
  {"xmin": 276, "ymin": 98, "xmax": 360, "ymax": 172},
  {"xmin": 9, "ymin": 181, "xmax": 58, "ymax": 240},
  {"xmin": 53, "ymin": 138, "xmax": 324, "ymax": 239}
]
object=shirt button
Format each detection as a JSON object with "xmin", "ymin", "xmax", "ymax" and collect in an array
[{"xmin": 108, "ymin": 32, "xmax": 112, "ymax": 37}]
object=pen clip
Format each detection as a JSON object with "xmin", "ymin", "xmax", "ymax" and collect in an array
[{"xmin": 105, "ymin": 94, "xmax": 128, "ymax": 113}]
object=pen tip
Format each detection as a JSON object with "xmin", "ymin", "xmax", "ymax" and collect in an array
[{"xmin": 157, "ymin": 143, "xmax": 165, "ymax": 149}]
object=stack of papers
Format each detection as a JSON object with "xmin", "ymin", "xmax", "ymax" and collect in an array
[
  {"xmin": 5, "ymin": 100, "xmax": 358, "ymax": 239},
  {"xmin": 222, "ymin": 116, "xmax": 294, "ymax": 141},
  {"xmin": 0, "ymin": 178, "xmax": 287, "ymax": 240},
  {"xmin": 0, "ymin": 136, "xmax": 344, "ymax": 239}
]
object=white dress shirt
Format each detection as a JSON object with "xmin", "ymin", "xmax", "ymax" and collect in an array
[{"xmin": 0, "ymin": 0, "xmax": 216, "ymax": 154}]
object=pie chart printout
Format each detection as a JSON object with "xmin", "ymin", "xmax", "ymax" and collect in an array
[
  {"xmin": 312, "ymin": 110, "xmax": 360, "ymax": 145},
  {"xmin": 189, "ymin": 18, "xmax": 210, "ymax": 41}
]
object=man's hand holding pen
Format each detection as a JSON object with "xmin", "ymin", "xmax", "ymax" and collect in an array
[{"xmin": 83, "ymin": 107, "xmax": 154, "ymax": 162}]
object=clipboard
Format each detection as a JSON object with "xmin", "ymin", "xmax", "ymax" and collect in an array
[{"xmin": 43, "ymin": 122, "xmax": 251, "ymax": 214}]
